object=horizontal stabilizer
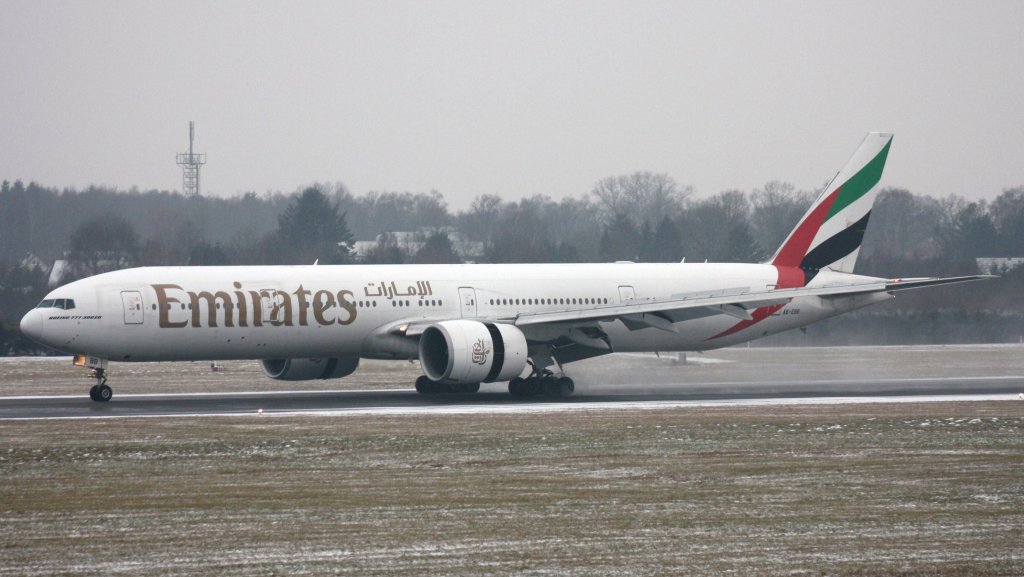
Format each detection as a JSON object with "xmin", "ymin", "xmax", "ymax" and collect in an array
[{"xmin": 884, "ymin": 275, "xmax": 997, "ymax": 292}]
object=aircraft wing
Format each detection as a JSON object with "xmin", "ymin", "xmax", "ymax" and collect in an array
[
  {"xmin": 394, "ymin": 275, "xmax": 992, "ymax": 337},
  {"xmin": 513, "ymin": 274, "xmax": 994, "ymax": 331}
]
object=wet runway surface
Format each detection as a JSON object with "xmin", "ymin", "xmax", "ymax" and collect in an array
[{"xmin": 3, "ymin": 375, "xmax": 1022, "ymax": 419}]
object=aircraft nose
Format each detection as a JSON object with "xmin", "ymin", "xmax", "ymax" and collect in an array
[{"xmin": 20, "ymin": 309, "xmax": 44, "ymax": 343}]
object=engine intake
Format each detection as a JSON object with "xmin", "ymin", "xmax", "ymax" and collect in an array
[
  {"xmin": 419, "ymin": 320, "xmax": 528, "ymax": 384},
  {"xmin": 260, "ymin": 357, "xmax": 359, "ymax": 381}
]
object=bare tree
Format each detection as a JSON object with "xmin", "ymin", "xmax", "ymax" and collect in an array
[
  {"xmin": 990, "ymin": 186, "xmax": 1024, "ymax": 255},
  {"xmin": 591, "ymin": 171, "xmax": 691, "ymax": 227},
  {"xmin": 750, "ymin": 181, "xmax": 813, "ymax": 255},
  {"xmin": 67, "ymin": 214, "xmax": 139, "ymax": 277}
]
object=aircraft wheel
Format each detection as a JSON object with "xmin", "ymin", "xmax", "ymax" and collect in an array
[
  {"xmin": 556, "ymin": 377, "xmax": 575, "ymax": 397},
  {"xmin": 508, "ymin": 377, "xmax": 526, "ymax": 397},
  {"xmin": 541, "ymin": 376, "xmax": 558, "ymax": 396},
  {"xmin": 526, "ymin": 378, "xmax": 545, "ymax": 396},
  {"xmin": 95, "ymin": 384, "xmax": 113, "ymax": 402},
  {"xmin": 88, "ymin": 385, "xmax": 100, "ymax": 401},
  {"xmin": 415, "ymin": 375, "xmax": 437, "ymax": 394}
]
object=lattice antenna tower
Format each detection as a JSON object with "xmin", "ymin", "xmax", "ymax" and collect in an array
[{"xmin": 176, "ymin": 121, "xmax": 206, "ymax": 197}]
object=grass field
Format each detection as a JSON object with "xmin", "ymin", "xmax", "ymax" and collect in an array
[{"xmin": 2, "ymin": 402, "xmax": 1022, "ymax": 576}]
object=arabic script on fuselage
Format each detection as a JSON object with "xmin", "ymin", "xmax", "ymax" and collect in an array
[{"xmin": 362, "ymin": 280, "xmax": 433, "ymax": 300}]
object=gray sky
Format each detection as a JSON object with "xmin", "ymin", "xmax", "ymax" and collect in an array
[{"xmin": 2, "ymin": 1, "xmax": 1022, "ymax": 207}]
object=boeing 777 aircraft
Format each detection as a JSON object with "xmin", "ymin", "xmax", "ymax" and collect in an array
[{"xmin": 20, "ymin": 133, "xmax": 988, "ymax": 401}]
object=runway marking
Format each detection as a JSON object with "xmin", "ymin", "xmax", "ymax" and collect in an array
[
  {"xmin": 3, "ymin": 375, "xmax": 1023, "ymax": 401},
  {"xmin": 0, "ymin": 388, "xmax": 400, "ymax": 401},
  {"xmin": 0, "ymin": 394, "xmax": 1016, "ymax": 421}
]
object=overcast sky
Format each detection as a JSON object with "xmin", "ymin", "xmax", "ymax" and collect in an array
[{"xmin": 2, "ymin": 1, "xmax": 1022, "ymax": 207}]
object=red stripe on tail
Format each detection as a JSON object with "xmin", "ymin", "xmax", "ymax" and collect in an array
[{"xmin": 771, "ymin": 187, "xmax": 841, "ymax": 268}]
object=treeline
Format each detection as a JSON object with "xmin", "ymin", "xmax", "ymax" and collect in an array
[{"xmin": 2, "ymin": 175, "xmax": 1023, "ymax": 352}]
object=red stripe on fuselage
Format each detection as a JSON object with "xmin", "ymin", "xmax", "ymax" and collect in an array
[{"xmin": 708, "ymin": 264, "xmax": 806, "ymax": 340}]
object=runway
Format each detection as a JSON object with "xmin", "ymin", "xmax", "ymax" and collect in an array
[{"xmin": 2, "ymin": 375, "xmax": 1021, "ymax": 420}]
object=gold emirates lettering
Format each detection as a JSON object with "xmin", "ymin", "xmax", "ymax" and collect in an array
[{"xmin": 152, "ymin": 283, "xmax": 357, "ymax": 328}]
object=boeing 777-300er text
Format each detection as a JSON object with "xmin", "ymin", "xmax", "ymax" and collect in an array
[{"xmin": 20, "ymin": 133, "xmax": 990, "ymax": 401}]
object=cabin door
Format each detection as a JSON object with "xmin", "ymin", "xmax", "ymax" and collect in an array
[
  {"xmin": 458, "ymin": 287, "xmax": 477, "ymax": 318},
  {"xmin": 121, "ymin": 290, "xmax": 144, "ymax": 325},
  {"xmin": 618, "ymin": 285, "xmax": 636, "ymax": 303}
]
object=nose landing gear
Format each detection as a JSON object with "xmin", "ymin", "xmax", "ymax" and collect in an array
[
  {"xmin": 87, "ymin": 368, "xmax": 112, "ymax": 402},
  {"xmin": 75, "ymin": 356, "xmax": 112, "ymax": 402}
]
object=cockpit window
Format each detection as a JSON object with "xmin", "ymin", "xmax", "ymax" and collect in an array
[{"xmin": 36, "ymin": 299, "xmax": 75, "ymax": 310}]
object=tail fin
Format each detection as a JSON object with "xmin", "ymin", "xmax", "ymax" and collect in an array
[{"xmin": 770, "ymin": 132, "xmax": 893, "ymax": 274}]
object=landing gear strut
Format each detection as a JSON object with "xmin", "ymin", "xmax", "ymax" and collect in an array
[
  {"xmin": 508, "ymin": 367, "xmax": 574, "ymax": 398},
  {"xmin": 87, "ymin": 368, "xmax": 112, "ymax": 402}
]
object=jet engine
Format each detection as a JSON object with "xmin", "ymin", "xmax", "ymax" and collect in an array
[
  {"xmin": 260, "ymin": 357, "xmax": 360, "ymax": 381},
  {"xmin": 419, "ymin": 320, "xmax": 528, "ymax": 384}
]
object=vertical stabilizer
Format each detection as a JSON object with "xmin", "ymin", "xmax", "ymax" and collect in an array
[{"xmin": 770, "ymin": 132, "xmax": 893, "ymax": 274}]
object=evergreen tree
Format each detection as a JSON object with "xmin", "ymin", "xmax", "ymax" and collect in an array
[
  {"xmin": 275, "ymin": 187, "xmax": 354, "ymax": 264},
  {"xmin": 599, "ymin": 213, "xmax": 641, "ymax": 262},
  {"xmin": 411, "ymin": 231, "xmax": 462, "ymax": 264}
]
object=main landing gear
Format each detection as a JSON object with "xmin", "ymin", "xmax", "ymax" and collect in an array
[
  {"xmin": 508, "ymin": 369, "xmax": 574, "ymax": 398},
  {"xmin": 88, "ymin": 368, "xmax": 112, "ymax": 402},
  {"xmin": 411, "ymin": 358, "xmax": 575, "ymax": 398},
  {"xmin": 415, "ymin": 375, "xmax": 481, "ymax": 395}
]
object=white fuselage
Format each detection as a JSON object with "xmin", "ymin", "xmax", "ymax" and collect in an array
[{"xmin": 21, "ymin": 262, "xmax": 889, "ymax": 363}]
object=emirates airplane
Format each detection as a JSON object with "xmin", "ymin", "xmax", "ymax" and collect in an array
[{"xmin": 20, "ymin": 133, "xmax": 987, "ymax": 402}]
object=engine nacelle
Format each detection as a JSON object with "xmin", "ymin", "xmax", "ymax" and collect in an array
[
  {"xmin": 419, "ymin": 320, "xmax": 528, "ymax": 384},
  {"xmin": 260, "ymin": 357, "xmax": 360, "ymax": 381}
]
